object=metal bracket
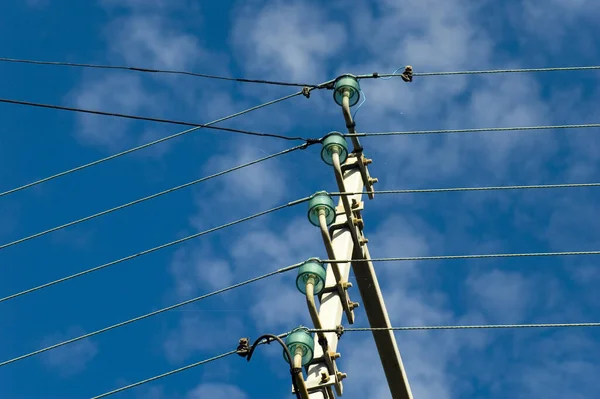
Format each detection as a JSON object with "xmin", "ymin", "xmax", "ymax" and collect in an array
[
  {"xmin": 317, "ymin": 265, "xmax": 356, "ymax": 324},
  {"xmin": 337, "ymin": 280, "xmax": 356, "ymax": 324},
  {"xmin": 297, "ymin": 367, "xmax": 346, "ymax": 398},
  {"xmin": 328, "ymin": 201, "xmax": 364, "ymax": 236},
  {"xmin": 345, "ymin": 152, "xmax": 377, "ymax": 200}
]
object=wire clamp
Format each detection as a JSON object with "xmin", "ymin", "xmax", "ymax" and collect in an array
[
  {"xmin": 236, "ymin": 337, "xmax": 250, "ymax": 357},
  {"xmin": 302, "ymin": 86, "xmax": 311, "ymax": 98},
  {"xmin": 335, "ymin": 325, "xmax": 345, "ymax": 339},
  {"xmin": 401, "ymin": 66, "xmax": 413, "ymax": 82},
  {"xmin": 305, "ymin": 137, "xmax": 322, "ymax": 146}
]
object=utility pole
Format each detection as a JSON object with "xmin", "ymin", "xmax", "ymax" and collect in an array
[{"xmin": 295, "ymin": 73, "xmax": 414, "ymax": 399}]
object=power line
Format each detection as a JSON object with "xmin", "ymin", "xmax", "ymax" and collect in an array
[
  {"xmin": 0, "ymin": 97, "xmax": 309, "ymax": 142},
  {"xmin": 89, "ymin": 319, "xmax": 600, "ymax": 398},
  {"xmin": 327, "ymin": 250, "xmax": 600, "ymax": 263},
  {"xmin": 0, "ymin": 91, "xmax": 304, "ymax": 198},
  {"xmin": 356, "ymin": 65, "xmax": 600, "ymax": 80},
  {"xmin": 90, "ymin": 333, "xmax": 289, "ymax": 399},
  {"xmin": 330, "ymin": 182, "xmax": 600, "ymax": 196},
  {"xmin": 312, "ymin": 322, "xmax": 600, "ymax": 333},
  {"xmin": 3, "ymin": 249, "xmax": 598, "ymax": 366},
  {"xmin": 91, "ymin": 351, "xmax": 238, "ymax": 399},
  {"xmin": 5, "ymin": 249, "xmax": 594, "ymax": 355},
  {"xmin": 0, "ymin": 57, "xmax": 322, "ymax": 88},
  {"xmin": 0, "ymin": 144, "xmax": 311, "ymax": 251},
  {"xmin": 349, "ymin": 123, "xmax": 600, "ymax": 137},
  {"xmin": 0, "ymin": 263, "xmax": 301, "ymax": 367},
  {"xmin": 11, "ymin": 177, "xmax": 590, "ymax": 253},
  {"xmin": 0, "ymin": 197, "xmax": 310, "ymax": 303}
]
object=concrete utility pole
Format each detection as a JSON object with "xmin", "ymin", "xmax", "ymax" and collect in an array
[{"xmin": 299, "ymin": 74, "xmax": 414, "ymax": 399}]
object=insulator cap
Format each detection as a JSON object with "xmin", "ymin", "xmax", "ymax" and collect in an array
[
  {"xmin": 321, "ymin": 132, "xmax": 349, "ymax": 166},
  {"xmin": 333, "ymin": 74, "xmax": 361, "ymax": 107},
  {"xmin": 307, "ymin": 191, "xmax": 336, "ymax": 227},
  {"xmin": 283, "ymin": 326, "xmax": 315, "ymax": 367},
  {"xmin": 296, "ymin": 258, "xmax": 327, "ymax": 295}
]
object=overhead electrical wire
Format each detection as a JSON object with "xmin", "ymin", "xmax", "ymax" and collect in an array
[
  {"xmin": 90, "ymin": 334, "xmax": 289, "ymax": 399},
  {"xmin": 0, "ymin": 56, "xmax": 322, "ymax": 88},
  {"xmin": 313, "ymin": 322, "xmax": 600, "ymax": 334},
  {"xmin": 3, "ymin": 57, "xmax": 598, "ymax": 86},
  {"xmin": 1, "ymin": 178, "xmax": 597, "ymax": 301},
  {"xmin": 0, "ymin": 198, "xmax": 314, "ymax": 304},
  {"xmin": 349, "ymin": 123, "xmax": 600, "ymax": 138},
  {"xmin": 0, "ymin": 97, "xmax": 311, "ymax": 142},
  {"xmin": 0, "ymin": 143, "xmax": 312, "ymax": 251},
  {"xmin": 90, "ymin": 319, "xmax": 600, "ymax": 398},
  {"xmin": 91, "ymin": 350, "xmax": 237, "ymax": 399},
  {"xmin": 3, "ymin": 249, "xmax": 600, "ymax": 367},
  {"xmin": 0, "ymin": 196, "xmax": 310, "ymax": 303},
  {"xmin": 3, "ymin": 179, "xmax": 596, "ymax": 252},
  {"xmin": 329, "ymin": 182, "xmax": 600, "ymax": 197},
  {"xmin": 0, "ymin": 263, "xmax": 303, "ymax": 367},
  {"xmin": 327, "ymin": 251, "xmax": 600, "ymax": 263},
  {"xmin": 356, "ymin": 65, "xmax": 600, "ymax": 80},
  {"xmin": 2, "ymin": 190, "xmax": 598, "ymax": 304},
  {"xmin": 91, "ymin": 351, "xmax": 239, "ymax": 399},
  {"xmin": 0, "ymin": 91, "xmax": 305, "ymax": 199}
]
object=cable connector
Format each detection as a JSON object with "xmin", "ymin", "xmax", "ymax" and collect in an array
[
  {"xmin": 236, "ymin": 337, "xmax": 250, "ymax": 357},
  {"xmin": 401, "ymin": 66, "xmax": 413, "ymax": 82},
  {"xmin": 305, "ymin": 137, "xmax": 322, "ymax": 146},
  {"xmin": 372, "ymin": 72, "xmax": 379, "ymax": 78},
  {"xmin": 243, "ymin": 334, "xmax": 302, "ymax": 399},
  {"xmin": 302, "ymin": 86, "xmax": 311, "ymax": 98}
]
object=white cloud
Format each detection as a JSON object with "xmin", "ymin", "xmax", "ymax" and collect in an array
[
  {"xmin": 466, "ymin": 269, "xmax": 532, "ymax": 322},
  {"xmin": 510, "ymin": 0, "xmax": 600, "ymax": 56},
  {"xmin": 68, "ymin": 1, "xmax": 210, "ymax": 154},
  {"xmin": 40, "ymin": 327, "xmax": 98, "ymax": 376},
  {"xmin": 187, "ymin": 140, "xmax": 299, "ymax": 232},
  {"xmin": 105, "ymin": 14, "xmax": 203, "ymax": 70},
  {"xmin": 69, "ymin": 73, "xmax": 160, "ymax": 151},
  {"xmin": 163, "ymin": 314, "xmax": 243, "ymax": 364},
  {"xmin": 202, "ymin": 144, "xmax": 289, "ymax": 206},
  {"xmin": 187, "ymin": 383, "xmax": 248, "ymax": 399},
  {"xmin": 169, "ymin": 244, "xmax": 235, "ymax": 298},
  {"xmin": 231, "ymin": 0, "xmax": 346, "ymax": 82}
]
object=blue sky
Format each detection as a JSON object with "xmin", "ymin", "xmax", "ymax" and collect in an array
[{"xmin": 1, "ymin": 0, "xmax": 600, "ymax": 398}]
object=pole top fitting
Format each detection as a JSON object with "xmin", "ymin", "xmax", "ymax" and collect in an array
[{"xmin": 333, "ymin": 74, "xmax": 361, "ymax": 107}]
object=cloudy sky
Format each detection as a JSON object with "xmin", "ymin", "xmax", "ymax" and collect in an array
[{"xmin": 1, "ymin": 0, "xmax": 600, "ymax": 398}]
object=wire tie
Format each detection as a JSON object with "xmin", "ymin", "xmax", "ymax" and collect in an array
[
  {"xmin": 236, "ymin": 338, "xmax": 250, "ymax": 357},
  {"xmin": 302, "ymin": 86, "xmax": 311, "ymax": 98},
  {"xmin": 401, "ymin": 66, "xmax": 413, "ymax": 82}
]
